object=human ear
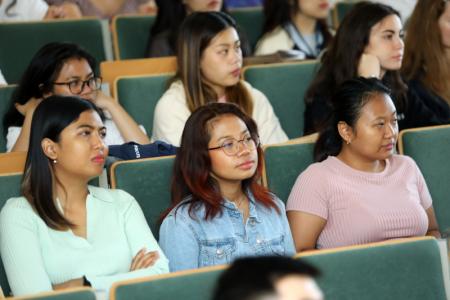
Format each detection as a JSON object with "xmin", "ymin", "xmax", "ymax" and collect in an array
[
  {"xmin": 337, "ymin": 121, "xmax": 354, "ymax": 145},
  {"xmin": 41, "ymin": 138, "xmax": 59, "ymax": 161}
]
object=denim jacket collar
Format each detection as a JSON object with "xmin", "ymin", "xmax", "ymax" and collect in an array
[{"xmin": 222, "ymin": 190, "xmax": 262, "ymax": 224}]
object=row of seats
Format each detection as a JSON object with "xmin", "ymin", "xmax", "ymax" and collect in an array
[
  {"xmin": 1, "ymin": 237, "xmax": 448, "ymax": 299},
  {"xmin": 0, "ymin": 60, "xmax": 320, "ymax": 152},
  {"xmin": 0, "ymin": 3, "xmax": 355, "ymax": 83},
  {"xmin": 0, "ymin": 125, "xmax": 448, "ymax": 297}
]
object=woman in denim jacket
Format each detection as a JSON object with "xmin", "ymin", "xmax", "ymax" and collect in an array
[{"xmin": 159, "ymin": 103, "xmax": 295, "ymax": 272}]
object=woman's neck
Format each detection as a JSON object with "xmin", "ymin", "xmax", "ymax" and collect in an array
[
  {"xmin": 53, "ymin": 171, "xmax": 89, "ymax": 210},
  {"xmin": 292, "ymin": 12, "xmax": 317, "ymax": 35},
  {"xmin": 337, "ymin": 147, "xmax": 386, "ymax": 173},
  {"xmin": 218, "ymin": 180, "xmax": 245, "ymax": 203}
]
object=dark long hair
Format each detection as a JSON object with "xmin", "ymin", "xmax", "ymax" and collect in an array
[
  {"xmin": 174, "ymin": 11, "xmax": 253, "ymax": 115},
  {"xmin": 166, "ymin": 103, "xmax": 277, "ymax": 220},
  {"xmin": 314, "ymin": 77, "xmax": 391, "ymax": 162},
  {"xmin": 22, "ymin": 96, "xmax": 102, "ymax": 230},
  {"xmin": 261, "ymin": 0, "xmax": 332, "ymax": 46},
  {"xmin": 306, "ymin": 2, "xmax": 406, "ymax": 107},
  {"xmin": 146, "ymin": 0, "xmax": 228, "ymax": 56},
  {"xmin": 402, "ymin": 0, "xmax": 450, "ymax": 103},
  {"xmin": 3, "ymin": 42, "xmax": 97, "ymax": 134}
]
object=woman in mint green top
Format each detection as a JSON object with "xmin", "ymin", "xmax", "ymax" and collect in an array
[{"xmin": 0, "ymin": 96, "xmax": 169, "ymax": 297}]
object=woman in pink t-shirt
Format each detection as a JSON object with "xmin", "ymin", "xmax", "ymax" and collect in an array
[{"xmin": 286, "ymin": 77, "xmax": 440, "ymax": 252}]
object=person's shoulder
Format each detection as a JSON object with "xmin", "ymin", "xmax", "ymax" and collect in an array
[
  {"xmin": 0, "ymin": 196, "xmax": 36, "ymax": 223},
  {"xmin": 157, "ymin": 80, "xmax": 186, "ymax": 105},
  {"xmin": 255, "ymin": 26, "xmax": 292, "ymax": 55},
  {"xmin": 241, "ymin": 80, "xmax": 266, "ymax": 101},
  {"xmin": 389, "ymin": 154, "xmax": 417, "ymax": 170},
  {"xmin": 88, "ymin": 186, "xmax": 136, "ymax": 208}
]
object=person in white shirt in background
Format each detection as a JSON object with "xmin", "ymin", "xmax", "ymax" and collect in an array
[{"xmin": 0, "ymin": 0, "xmax": 81, "ymax": 21}]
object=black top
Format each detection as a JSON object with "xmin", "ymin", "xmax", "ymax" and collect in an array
[{"xmin": 304, "ymin": 80, "xmax": 450, "ymax": 135}]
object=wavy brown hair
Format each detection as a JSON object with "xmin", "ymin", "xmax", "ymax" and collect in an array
[
  {"xmin": 402, "ymin": 0, "xmax": 450, "ymax": 103},
  {"xmin": 174, "ymin": 11, "xmax": 253, "ymax": 116},
  {"xmin": 164, "ymin": 103, "xmax": 278, "ymax": 221}
]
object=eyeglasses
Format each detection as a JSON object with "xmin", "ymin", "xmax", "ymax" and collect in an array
[
  {"xmin": 52, "ymin": 77, "xmax": 102, "ymax": 95},
  {"xmin": 208, "ymin": 135, "xmax": 260, "ymax": 156}
]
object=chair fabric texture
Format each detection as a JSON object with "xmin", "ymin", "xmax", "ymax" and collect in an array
[
  {"xmin": 243, "ymin": 61, "xmax": 319, "ymax": 138},
  {"xmin": 0, "ymin": 19, "xmax": 111, "ymax": 83},
  {"xmin": 299, "ymin": 238, "xmax": 447, "ymax": 300},
  {"xmin": 110, "ymin": 156, "xmax": 175, "ymax": 239},
  {"xmin": 112, "ymin": 268, "xmax": 224, "ymax": 300},
  {"xmin": 399, "ymin": 125, "xmax": 450, "ymax": 235},
  {"xmin": 115, "ymin": 74, "xmax": 172, "ymax": 137},
  {"xmin": 263, "ymin": 142, "xmax": 315, "ymax": 203}
]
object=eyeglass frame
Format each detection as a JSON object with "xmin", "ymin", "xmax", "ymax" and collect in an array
[
  {"xmin": 208, "ymin": 135, "xmax": 260, "ymax": 156},
  {"xmin": 52, "ymin": 76, "xmax": 102, "ymax": 95}
]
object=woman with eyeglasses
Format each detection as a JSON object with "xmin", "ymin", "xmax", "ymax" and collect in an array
[
  {"xmin": 159, "ymin": 102, "xmax": 295, "ymax": 272},
  {"xmin": 3, "ymin": 42, "xmax": 150, "ymax": 152}
]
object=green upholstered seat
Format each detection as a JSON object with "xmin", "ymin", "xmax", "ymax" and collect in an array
[
  {"xmin": 0, "ymin": 85, "xmax": 16, "ymax": 152},
  {"xmin": 112, "ymin": 267, "xmax": 224, "ymax": 300},
  {"xmin": 243, "ymin": 61, "xmax": 319, "ymax": 138},
  {"xmin": 17, "ymin": 288, "xmax": 97, "ymax": 300},
  {"xmin": 263, "ymin": 142, "xmax": 314, "ymax": 203},
  {"xmin": 112, "ymin": 10, "xmax": 262, "ymax": 59},
  {"xmin": 112, "ymin": 15, "xmax": 156, "ymax": 60},
  {"xmin": 115, "ymin": 74, "xmax": 172, "ymax": 137},
  {"xmin": 110, "ymin": 156, "xmax": 175, "ymax": 240},
  {"xmin": 229, "ymin": 8, "xmax": 263, "ymax": 51},
  {"xmin": 0, "ymin": 19, "xmax": 112, "ymax": 84},
  {"xmin": 398, "ymin": 125, "xmax": 450, "ymax": 235},
  {"xmin": 299, "ymin": 238, "xmax": 447, "ymax": 300}
]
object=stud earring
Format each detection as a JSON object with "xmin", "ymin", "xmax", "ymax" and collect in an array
[{"xmin": 53, "ymin": 159, "xmax": 58, "ymax": 164}]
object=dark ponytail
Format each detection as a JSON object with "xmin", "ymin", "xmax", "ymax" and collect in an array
[{"xmin": 314, "ymin": 77, "xmax": 391, "ymax": 162}]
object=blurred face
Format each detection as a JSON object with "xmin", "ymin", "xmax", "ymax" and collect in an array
[
  {"xmin": 200, "ymin": 27, "xmax": 242, "ymax": 97},
  {"xmin": 344, "ymin": 93, "xmax": 398, "ymax": 163},
  {"xmin": 184, "ymin": 0, "xmax": 222, "ymax": 13},
  {"xmin": 51, "ymin": 58, "xmax": 98, "ymax": 101},
  {"xmin": 439, "ymin": 2, "xmax": 450, "ymax": 48},
  {"xmin": 297, "ymin": 0, "xmax": 330, "ymax": 19},
  {"xmin": 275, "ymin": 275, "xmax": 323, "ymax": 300},
  {"xmin": 49, "ymin": 110, "xmax": 107, "ymax": 180},
  {"xmin": 364, "ymin": 14, "xmax": 404, "ymax": 73},
  {"xmin": 207, "ymin": 114, "xmax": 258, "ymax": 186}
]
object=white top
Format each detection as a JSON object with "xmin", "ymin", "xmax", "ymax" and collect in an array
[
  {"xmin": 0, "ymin": 0, "xmax": 48, "ymax": 21},
  {"xmin": 255, "ymin": 26, "xmax": 295, "ymax": 56},
  {"xmin": 0, "ymin": 186, "xmax": 169, "ymax": 297},
  {"xmin": 152, "ymin": 80, "xmax": 288, "ymax": 146},
  {"xmin": 0, "ymin": 69, "xmax": 6, "ymax": 85},
  {"xmin": 6, "ymin": 118, "xmax": 145, "ymax": 152}
]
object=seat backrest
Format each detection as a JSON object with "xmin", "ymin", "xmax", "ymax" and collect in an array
[
  {"xmin": 398, "ymin": 125, "xmax": 450, "ymax": 235},
  {"xmin": 0, "ymin": 85, "xmax": 16, "ymax": 152},
  {"xmin": 0, "ymin": 172, "xmax": 23, "ymax": 296},
  {"xmin": 100, "ymin": 57, "xmax": 177, "ymax": 92},
  {"xmin": 332, "ymin": 2, "xmax": 355, "ymax": 28},
  {"xmin": 0, "ymin": 18, "xmax": 112, "ymax": 84},
  {"xmin": 229, "ymin": 7, "xmax": 263, "ymax": 51},
  {"xmin": 111, "ymin": 266, "xmax": 225, "ymax": 300},
  {"xmin": 243, "ymin": 61, "xmax": 319, "ymax": 138},
  {"xmin": 263, "ymin": 141, "xmax": 315, "ymax": 203},
  {"xmin": 110, "ymin": 156, "xmax": 175, "ymax": 239},
  {"xmin": 112, "ymin": 14, "xmax": 156, "ymax": 60},
  {"xmin": 9, "ymin": 287, "xmax": 96, "ymax": 300},
  {"xmin": 114, "ymin": 74, "xmax": 172, "ymax": 136},
  {"xmin": 298, "ymin": 237, "xmax": 447, "ymax": 300}
]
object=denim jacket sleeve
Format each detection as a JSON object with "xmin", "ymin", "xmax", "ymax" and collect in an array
[{"xmin": 159, "ymin": 210, "xmax": 200, "ymax": 272}]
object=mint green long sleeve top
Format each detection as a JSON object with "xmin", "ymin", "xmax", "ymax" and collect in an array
[{"xmin": 0, "ymin": 186, "xmax": 169, "ymax": 297}]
